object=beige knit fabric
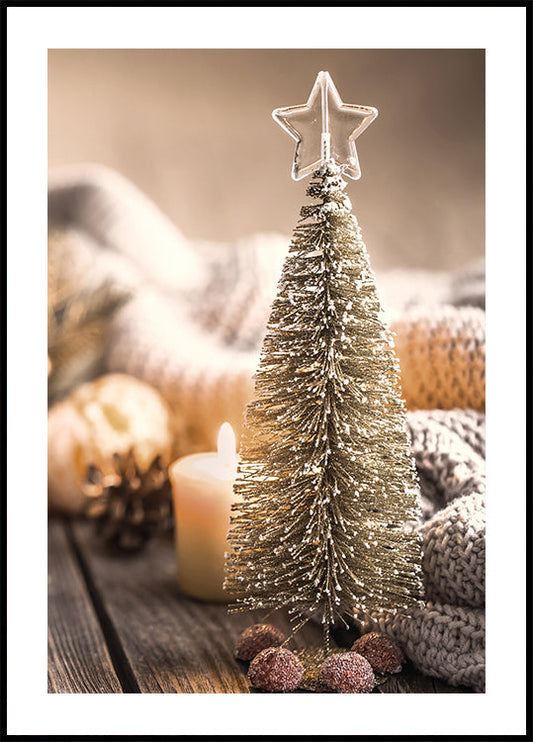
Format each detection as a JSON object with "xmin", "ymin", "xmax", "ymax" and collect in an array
[
  {"xmin": 104, "ymin": 292, "xmax": 486, "ymax": 456},
  {"xmin": 103, "ymin": 287, "xmax": 256, "ymax": 454},
  {"xmin": 392, "ymin": 305, "xmax": 485, "ymax": 413}
]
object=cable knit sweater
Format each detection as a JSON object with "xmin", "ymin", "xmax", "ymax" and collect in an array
[
  {"xmin": 388, "ymin": 408, "xmax": 484, "ymax": 692},
  {"xmin": 48, "ymin": 164, "xmax": 486, "ymax": 691}
]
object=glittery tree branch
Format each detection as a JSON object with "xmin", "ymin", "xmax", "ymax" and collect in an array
[{"xmin": 224, "ymin": 164, "xmax": 424, "ymax": 632}]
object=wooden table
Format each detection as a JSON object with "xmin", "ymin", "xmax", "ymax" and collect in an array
[{"xmin": 48, "ymin": 518, "xmax": 472, "ymax": 694}]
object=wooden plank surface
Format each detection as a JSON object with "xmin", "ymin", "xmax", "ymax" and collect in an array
[
  {"xmin": 48, "ymin": 519, "xmax": 123, "ymax": 693},
  {"xmin": 49, "ymin": 518, "xmax": 472, "ymax": 694},
  {"xmin": 376, "ymin": 662, "xmax": 446, "ymax": 694},
  {"xmin": 70, "ymin": 520, "xmax": 325, "ymax": 693}
]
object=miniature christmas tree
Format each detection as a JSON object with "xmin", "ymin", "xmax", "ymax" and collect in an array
[{"xmin": 224, "ymin": 72, "xmax": 423, "ymax": 645}]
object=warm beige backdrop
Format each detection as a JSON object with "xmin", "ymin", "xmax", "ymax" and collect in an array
[{"xmin": 48, "ymin": 49, "xmax": 484, "ymax": 272}]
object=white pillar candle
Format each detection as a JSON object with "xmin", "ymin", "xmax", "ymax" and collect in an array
[{"xmin": 169, "ymin": 423, "xmax": 239, "ymax": 602}]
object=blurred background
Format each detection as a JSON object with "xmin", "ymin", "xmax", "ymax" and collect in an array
[
  {"xmin": 47, "ymin": 48, "xmax": 486, "ymax": 513},
  {"xmin": 47, "ymin": 48, "xmax": 486, "ymax": 542},
  {"xmin": 48, "ymin": 48, "xmax": 484, "ymax": 272}
]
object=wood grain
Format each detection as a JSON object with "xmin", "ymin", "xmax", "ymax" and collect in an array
[
  {"xmin": 71, "ymin": 521, "xmax": 325, "ymax": 693},
  {"xmin": 376, "ymin": 662, "xmax": 443, "ymax": 693},
  {"xmin": 50, "ymin": 518, "xmax": 472, "ymax": 694},
  {"xmin": 48, "ymin": 519, "xmax": 122, "ymax": 693}
]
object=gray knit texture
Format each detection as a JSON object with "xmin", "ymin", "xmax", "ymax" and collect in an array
[
  {"xmin": 363, "ymin": 601, "xmax": 485, "ymax": 691},
  {"xmin": 361, "ymin": 408, "xmax": 485, "ymax": 692}
]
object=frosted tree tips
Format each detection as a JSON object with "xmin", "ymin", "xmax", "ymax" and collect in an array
[{"xmin": 272, "ymin": 71, "xmax": 378, "ymax": 181}]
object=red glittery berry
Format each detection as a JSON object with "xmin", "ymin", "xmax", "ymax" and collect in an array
[
  {"xmin": 351, "ymin": 632, "xmax": 404, "ymax": 674},
  {"xmin": 319, "ymin": 652, "xmax": 374, "ymax": 693},
  {"xmin": 234, "ymin": 624, "xmax": 286, "ymax": 661},
  {"xmin": 247, "ymin": 647, "xmax": 304, "ymax": 692}
]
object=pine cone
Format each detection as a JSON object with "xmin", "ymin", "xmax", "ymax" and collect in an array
[{"xmin": 83, "ymin": 450, "xmax": 173, "ymax": 553}]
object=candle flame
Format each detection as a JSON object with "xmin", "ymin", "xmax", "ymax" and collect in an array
[{"xmin": 217, "ymin": 422, "xmax": 237, "ymax": 467}]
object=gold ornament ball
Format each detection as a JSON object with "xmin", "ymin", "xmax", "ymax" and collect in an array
[{"xmin": 48, "ymin": 373, "xmax": 173, "ymax": 515}]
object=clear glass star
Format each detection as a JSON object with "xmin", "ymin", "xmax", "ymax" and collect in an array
[{"xmin": 272, "ymin": 71, "xmax": 378, "ymax": 181}]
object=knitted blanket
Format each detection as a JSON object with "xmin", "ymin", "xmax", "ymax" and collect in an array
[
  {"xmin": 48, "ymin": 164, "xmax": 486, "ymax": 691},
  {"xmin": 362, "ymin": 408, "xmax": 485, "ymax": 692}
]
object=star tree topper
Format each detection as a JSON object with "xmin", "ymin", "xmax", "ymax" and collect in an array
[{"xmin": 272, "ymin": 70, "xmax": 378, "ymax": 180}]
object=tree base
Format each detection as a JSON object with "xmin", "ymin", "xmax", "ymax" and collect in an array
[{"xmin": 292, "ymin": 647, "xmax": 390, "ymax": 692}]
